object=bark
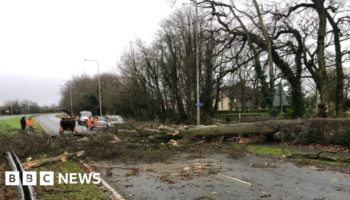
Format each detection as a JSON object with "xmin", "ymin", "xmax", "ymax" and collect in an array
[
  {"xmin": 210, "ymin": 2, "xmax": 271, "ymax": 106},
  {"xmin": 271, "ymin": 47, "xmax": 304, "ymax": 118},
  {"xmin": 22, "ymin": 151, "xmax": 85, "ymax": 169},
  {"xmin": 113, "ymin": 120, "xmax": 312, "ymax": 140},
  {"xmin": 252, "ymin": 0, "xmax": 275, "ymax": 94},
  {"xmin": 326, "ymin": 11, "xmax": 344, "ymax": 117},
  {"xmin": 313, "ymin": 0, "xmax": 330, "ymax": 106},
  {"xmin": 202, "ymin": 34, "xmax": 215, "ymax": 118}
]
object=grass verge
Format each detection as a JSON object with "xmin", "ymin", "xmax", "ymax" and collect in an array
[
  {"xmin": 247, "ymin": 145, "xmax": 350, "ymax": 168},
  {"xmin": 30, "ymin": 160, "xmax": 108, "ymax": 200},
  {"xmin": 55, "ymin": 114, "xmax": 68, "ymax": 118},
  {"xmin": 0, "ymin": 116, "xmax": 41, "ymax": 133}
]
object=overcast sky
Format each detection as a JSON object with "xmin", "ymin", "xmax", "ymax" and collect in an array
[{"xmin": 0, "ymin": 0, "xmax": 185, "ymax": 106}]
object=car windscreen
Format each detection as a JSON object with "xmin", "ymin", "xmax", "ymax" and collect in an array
[{"xmin": 81, "ymin": 112, "xmax": 92, "ymax": 117}]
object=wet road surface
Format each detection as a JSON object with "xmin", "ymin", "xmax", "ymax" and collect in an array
[
  {"xmin": 36, "ymin": 114, "xmax": 87, "ymax": 135},
  {"xmin": 91, "ymin": 153, "xmax": 350, "ymax": 200}
]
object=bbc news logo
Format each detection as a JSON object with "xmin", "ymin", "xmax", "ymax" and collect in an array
[{"xmin": 5, "ymin": 171, "xmax": 101, "ymax": 185}]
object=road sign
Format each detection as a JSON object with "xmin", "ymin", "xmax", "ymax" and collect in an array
[
  {"xmin": 196, "ymin": 103, "xmax": 203, "ymax": 107},
  {"xmin": 273, "ymin": 83, "xmax": 288, "ymax": 107}
]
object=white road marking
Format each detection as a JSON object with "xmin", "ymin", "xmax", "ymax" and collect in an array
[
  {"xmin": 82, "ymin": 163, "xmax": 125, "ymax": 200},
  {"xmin": 49, "ymin": 115, "xmax": 61, "ymax": 122}
]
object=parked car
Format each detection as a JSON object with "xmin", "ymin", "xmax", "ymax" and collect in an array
[
  {"xmin": 91, "ymin": 116, "xmax": 109, "ymax": 131},
  {"xmin": 78, "ymin": 111, "xmax": 92, "ymax": 125},
  {"xmin": 106, "ymin": 115, "xmax": 125, "ymax": 128}
]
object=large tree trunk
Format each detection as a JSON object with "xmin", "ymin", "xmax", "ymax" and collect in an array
[
  {"xmin": 252, "ymin": 0, "xmax": 275, "ymax": 100},
  {"xmin": 314, "ymin": 0, "xmax": 330, "ymax": 108},
  {"xmin": 113, "ymin": 121, "xmax": 305, "ymax": 140},
  {"xmin": 326, "ymin": 11, "xmax": 344, "ymax": 117},
  {"xmin": 271, "ymin": 48, "xmax": 304, "ymax": 118}
]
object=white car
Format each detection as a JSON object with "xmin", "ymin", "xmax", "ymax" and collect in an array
[
  {"xmin": 106, "ymin": 115, "xmax": 125, "ymax": 128},
  {"xmin": 78, "ymin": 111, "xmax": 92, "ymax": 125},
  {"xmin": 91, "ymin": 116, "xmax": 109, "ymax": 131}
]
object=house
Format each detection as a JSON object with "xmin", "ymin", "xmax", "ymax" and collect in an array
[{"xmin": 216, "ymin": 82, "xmax": 256, "ymax": 111}]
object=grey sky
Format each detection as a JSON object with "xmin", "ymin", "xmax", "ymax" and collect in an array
[{"xmin": 0, "ymin": 0, "xmax": 184, "ymax": 106}]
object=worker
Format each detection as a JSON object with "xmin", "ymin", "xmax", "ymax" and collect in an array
[
  {"xmin": 87, "ymin": 116, "xmax": 93, "ymax": 131},
  {"xmin": 20, "ymin": 116, "xmax": 26, "ymax": 130},
  {"xmin": 26, "ymin": 117, "xmax": 33, "ymax": 128},
  {"xmin": 94, "ymin": 117, "xmax": 98, "ymax": 132},
  {"xmin": 26, "ymin": 117, "xmax": 34, "ymax": 134}
]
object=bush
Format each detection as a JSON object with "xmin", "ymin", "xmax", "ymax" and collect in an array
[
  {"xmin": 289, "ymin": 119, "xmax": 350, "ymax": 146},
  {"xmin": 225, "ymin": 116, "xmax": 231, "ymax": 123},
  {"xmin": 217, "ymin": 110, "xmax": 231, "ymax": 115},
  {"xmin": 257, "ymin": 109, "xmax": 269, "ymax": 113},
  {"xmin": 334, "ymin": 127, "xmax": 350, "ymax": 147},
  {"xmin": 294, "ymin": 128, "xmax": 315, "ymax": 145},
  {"xmin": 217, "ymin": 109, "xmax": 269, "ymax": 115},
  {"xmin": 218, "ymin": 113, "xmax": 269, "ymax": 118},
  {"xmin": 269, "ymin": 108, "xmax": 279, "ymax": 118}
]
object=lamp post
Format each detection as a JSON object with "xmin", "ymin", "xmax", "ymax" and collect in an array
[
  {"xmin": 61, "ymin": 80, "xmax": 73, "ymax": 115},
  {"xmin": 84, "ymin": 59, "xmax": 102, "ymax": 116},
  {"xmin": 68, "ymin": 82, "xmax": 73, "ymax": 115},
  {"xmin": 195, "ymin": 0, "xmax": 200, "ymax": 125}
]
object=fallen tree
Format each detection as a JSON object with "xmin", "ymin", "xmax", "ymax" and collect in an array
[
  {"xmin": 22, "ymin": 151, "xmax": 85, "ymax": 169},
  {"xmin": 48, "ymin": 118, "xmax": 350, "ymax": 147},
  {"xmin": 71, "ymin": 120, "xmax": 307, "ymax": 140},
  {"xmin": 116, "ymin": 120, "xmax": 310, "ymax": 140}
]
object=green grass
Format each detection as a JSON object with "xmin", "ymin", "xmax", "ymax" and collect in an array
[
  {"xmin": 0, "ymin": 116, "xmax": 41, "ymax": 133},
  {"xmin": 247, "ymin": 145, "xmax": 350, "ymax": 168},
  {"xmin": 30, "ymin": 160, "xmax": 108, "ymax": 200},
  {"xmin": 55, "ymin": 113, "xmax": 68, "ymax": 118},
  {"xmin": 247, "ymin": 145, "xmax": 293, "ymax": 157},
  {"xmin": 0, "ymin": 116, "xmax": 23, "ymax": 128}
]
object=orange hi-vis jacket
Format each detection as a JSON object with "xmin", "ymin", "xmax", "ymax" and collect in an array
[
  {"xmin": 87, "ymin": 118, "xmax": 93, "ymax": 126},
  {"xmin": 94, "ymin": 118, "xmax": 98, "ymax": 126},
  {"xmin": 27, "ymin": 119, "xmax": 33, "ymax": 127}
]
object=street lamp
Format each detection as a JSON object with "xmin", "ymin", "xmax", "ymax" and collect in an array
[
  {"xmin": 62, "ymin": 79, "xmax": 73, "ymax": 115},
  {"xmin": 84, "ymin": 59, "xmax": 102, "ymax": 116},
  {"xmin": 194, "ymin": 0, "xmax": 201, "ymax": 125}
]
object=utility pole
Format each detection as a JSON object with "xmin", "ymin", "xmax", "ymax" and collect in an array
[
  {"xmin": 273, "ymin": 80, "xmax": 288, "ymax": 153},
  {"xmin": 84, "ymin": 59, "xmax": 102, "ymax": 116},
  {"xmin": 195, "ymin": 0, "xmax": 200, "ymax": 125},
  {"xmin": 279, "ymin": 81, "xmax": 284, "ymax": 152},
  {"xmin": 70, "ymin": 83, "xmax": 73, "ymax": 115},
  {"xmin": 315, "ymin": 88, "xmax": 319, "ymax": 113},
  {"xmin": 62, "ymin": 79, "xmax": 74, "ymax": 115}
]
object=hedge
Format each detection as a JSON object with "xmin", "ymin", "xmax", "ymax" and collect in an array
[
  {"xmin": 217, "ymin": 109, "xmax": 269, "ymax": 115},
  {"xmin": 217, "ymin": 113, "xmax": 270, "ymax": 118}
]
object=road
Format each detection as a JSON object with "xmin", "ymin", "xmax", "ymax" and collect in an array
[
  {"xmin": 93, "ymin": 153, "xmax": 350, "ymax": 200},
  {"xmin": 36, "ymin": 114, "xmax": 87, "ymax": 135}
]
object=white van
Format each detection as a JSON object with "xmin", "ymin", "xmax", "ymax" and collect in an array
[{"xmin": 78, "ymin": 111, "xmax": 92, "ymax": 125}]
